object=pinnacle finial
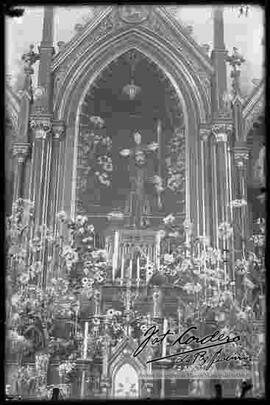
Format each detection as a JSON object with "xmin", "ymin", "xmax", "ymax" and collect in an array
[{"xmin": 226, "ymin": 47, "xmax": 245, "ymax": 96}]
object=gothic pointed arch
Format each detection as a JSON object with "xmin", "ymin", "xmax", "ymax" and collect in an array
[{"xmin": 52, "ymin": 9, "xmax": 213, "ymax": 232}]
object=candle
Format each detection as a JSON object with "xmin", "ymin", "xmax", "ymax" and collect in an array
[
  {"xmin": 157, "ymin": 120, "xmax": 162, "ymax": 169},
  {"xmin": 137, "ymin": 256, "xmax": 140, "ymax": 285},
  {"xmin": 83, "ymin": 321, "xmax": 89, "ymax": 359},
  {"xmin": 121, "ymin": 255, "xmax": 124, "ymax": 284},
  {"xmin": 177, "ymin": 308, "xmax": 181, "ymax": 333},
  {"xmin": 162, "ymin": 318, "xmax": 168, "ymax": 357},
  {"xmin": 112, "ymin": 231, "xmax": 119, "ymax": 281},
  {"xmin": 129, "ymin": 258, "xmax": 132, "ymax": 279},
  {"xmin": 156, "ymin": 232, "xmax": 161, "ymax": 271},
  {"xmin": 146, "ymin": 255, "xmax": 150, "ymax": 283}
]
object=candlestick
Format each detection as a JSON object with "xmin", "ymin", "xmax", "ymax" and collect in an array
[
  {"xmin": 146, "ymin": 255, "xmax": 150, "ymax": 283},
  {"xmin": 177, "ymin": 308, "xmax": 181, "ymax": 334},
  {"xmin": 157, "ymin": 119, "xmax": 162, "ymax": 171},
  {"xmin": 137, "ymin": 256, "xmax": 140, "ymax": 285},
  {"xmin": 121, "ymin": 255, "xmax": 124, "ymax": 284},
  {"xmin": 129, "ymin": 258, "xmax": 132, "ymax": 279},
  {"xmin": 112, "ymin": 231, "xmax": 119, "ymax": 281},
  {"xmin": 83, "ymin": 321, "xmax": 89, "ymax": 359},
  {"xmin": 156, "ymin": 232, "xmax": 161, "ymax": 271},
  {"xmin": 162, "ymin": 318, "xmax": 168, "ymax": 357},
  {"xmin": 81, "ymin": 370, "xmax": 86, "ymax": 398}
]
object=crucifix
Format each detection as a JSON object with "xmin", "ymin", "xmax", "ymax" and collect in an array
[{"xmin": 120, "ymin": 131, "xmax": 159, "ymax": 228}]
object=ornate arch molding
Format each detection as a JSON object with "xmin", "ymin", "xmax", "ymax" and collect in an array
[
  {"xmin": 108, "ymin": 339, "xmax": 146, "ymax": 397},
  {"xmin": 243, "ymin": 81, "xmax": 265, "ymax": 140},
  {"xmin": 5, "ymin": 85, "xmax": 20, "ymax": 135},
  {"xmin": 53, "ymin": 28, "xmax": 211, "ymax": 125},
  {"xmin": 54, "ymin": 25, "xmax": 212, "ymax": 227}
]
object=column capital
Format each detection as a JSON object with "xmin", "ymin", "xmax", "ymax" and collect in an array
[
  {"xmin": 199, "ymin": 125, "xmax": 211, "ymax": 141},
  {"xmin": 52, "ymin": 120, "xmax": 65, "ymax": 140},
  {"xmin": 233, "ymin": 146, "xmax": 249, "ymax": 167},
  {"xmin": 30, "ymin": 114, "xmax": 53, "ymax": 139},
  {"xmin": 212, "ymin": 122, "xmax": 233, "ymax": 142},
  {"xmin": 13, "ymin": 142, "xmax": 31, "ymax": 162}
]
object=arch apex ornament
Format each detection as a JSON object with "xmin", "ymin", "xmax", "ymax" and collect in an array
[{"xmin": 119, "ymin": 6, "xmax": 150, "ymax": 24}]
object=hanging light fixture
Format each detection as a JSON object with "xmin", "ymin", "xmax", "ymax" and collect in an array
[{"xmin": 122, "ymin": 50, "xmax": 141, "ymax": 100}]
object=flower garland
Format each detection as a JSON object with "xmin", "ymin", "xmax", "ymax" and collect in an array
[
  {"xmin": 166, "ymin": 128, "xmax": 185, "ymax": 193},
  {"xmin": 78, "ymin": 115, "xmax": 113, "ymax": 191}
]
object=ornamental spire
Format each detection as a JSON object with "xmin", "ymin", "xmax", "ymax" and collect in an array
[{"xmin": 211, "ymin": 6, "xmax": 227, "ymax": 115}]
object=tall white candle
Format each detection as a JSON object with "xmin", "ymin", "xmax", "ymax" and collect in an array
[
  {"xmin": 137, "ymin": 256, "xmax": 140, "ymax": 283},
  {"xmin": 121, "ymin": 255, "xmax": 124, "ymax": 284},
  {"xmin": 146, "ymin": 255, "xmax": 150, "ymax": 283},
  {"xmin": 156, "ymin": 232, "xmax": 161, "ymax": 271},
  {"xmin": 129, "ymin": 258, "xmax": 133, "ymax": 279},
  {"xmin": 112, "ymin": 231, "xmax": 119, "ymax": 281},
  {"xmin": 162, "ymin": 318, "xmax": 168, "ymax": 357},
  {"xmin": 83, "ymin": 321, "xmax": 89, "ymax": 359}
]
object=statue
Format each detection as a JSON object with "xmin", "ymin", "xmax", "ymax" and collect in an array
[{"xmin": 120, "ymin": 132, "xmax": 158, "ymax": 228}]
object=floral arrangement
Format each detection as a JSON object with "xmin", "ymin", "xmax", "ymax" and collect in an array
[
  {"xmin": 166, "ymin": 127, "xmax": 185, "ymax": 193},
  {"xmin": 5, "ymin": 201, "xmax": 114, "ymax": 397},
  {"xmin": 78, "ymin": 115, "xmax": 113, "ymax": 192}
]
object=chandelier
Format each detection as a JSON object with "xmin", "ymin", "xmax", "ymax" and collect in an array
[
  {"xmin": 122, "ymin": 79, "xmax": 141, "ymax": 100},
  {"xmin": 122, "ymin": 50, "xmax": 141, "ymax": 100}
]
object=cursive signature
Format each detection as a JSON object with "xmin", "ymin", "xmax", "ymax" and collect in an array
[
  {"xmin": 175, "ymin": 347, "xmax": 251, "ymax": 370},
  {"xmin": 133, "ymin": 325, "xmax": 240, "ymax": 364}
]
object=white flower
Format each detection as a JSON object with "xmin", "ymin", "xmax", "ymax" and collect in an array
[
  {"xmin": 11, "ymin": 293, "xmax": 21, "ymax": 306},
  {"xmin": 182, "ymin": 283, "xmax": 194, "ymax": 293},
  {"xmin": 163, "ymin": 253, "xmax": 175, "ymax": 264},
  {"xmin": 56, "ymin": 210, "xmax": 67, "ymax": 222},
  {"xmin": 120, "ymin": 149, "xmax": 131, "ymax": 157},
  {"xmin": 180, "ymin": 258, "xmax": 192, "ymax": 271},
  {"xmin": 158, "ymin": 230, "xmax": 166, "ymax": 239},
  {"xmin": 97, "ymin": 275, "xmax": 104, "ymax": 283},
  {"xmin": 230, "ymin": 199, "xmax": 247, "ymax": 208},
  {"xmin": 107, "ymin": 308, "xmax": 115, "ymax": 317},
  {"xmin": 90, "ymin": 115, "xmax": 104, "ymax": 128},
  {"xmin": 168, "ymin": 231, "xmax": 180, "ymax": 238},
  {"xmin": 163, "ymin": 214, "xmax": 175, "ymax": 225},
  {"xmin": 235, "ymin": 259, "xmax": 249, "ymax": 274},
  {"xmin": 103, "ymin": 162, "xmax": 113, "ymax": 172},
  {"xmin": 218, "ymin": 222, "xmax": 233, "ymax": 239},
  {"xmin": 147, "ymin": 142, "xmax": 159, "ymax": 151},
  {"xmin": 92, "ymin": 318, "xmax": 100, "ymax": 325},
  {"xmin": 197, "ymin": 235, "xmax": 210, "ymax": 246},
  {"xmin": 87, "ymin": 224, "xmax": 95, "ymax": 233},
  {"xmin": 183, "ymin": 219, "xmax": 193, "ymax": 232},
  {"xmin": 82, "ymin": 277, "xmax": 89, "ymax": 287},
  {"xmin": 75, "ymin": 215, "xmax": 88, "ymax": 226},
  {"xmin": 140, "ymin": 325, "xmax": 148, "ymax": 333}
]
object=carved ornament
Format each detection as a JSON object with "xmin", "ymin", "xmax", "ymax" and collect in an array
[
  {"xmin": 30, "ymin": 116, "xmax": 52, "ymax": 139},
  {"xmin": 199, "ymin": 126, "xmax": 211, "ymax": 142},
  {"xmin": 52, "ymin": 121, "xmax": 65, "ymax": 140},
  {"xmin": 211, "ymin": 123, "xmax": 233, "ymax": 142},
  {"xmin": 233, "ymin": 145, "xmax": 250, "ymax": 167},
  {"xmin": 119, "ymin": 6, "xmax": 150, "ymax": 24},
  {"xmin": 13, "ymin": 143, "xmax": 31, "ymax": 162}
]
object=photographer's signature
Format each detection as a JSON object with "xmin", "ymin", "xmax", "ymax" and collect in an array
[{"xmin": 133, "ymin": 325, "xmax": 245, "ymax": 366}]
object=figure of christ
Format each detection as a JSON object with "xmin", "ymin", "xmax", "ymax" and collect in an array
[{"xmin": 120, "ymin": 132, "xmax": 159, "ymax": 228}]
